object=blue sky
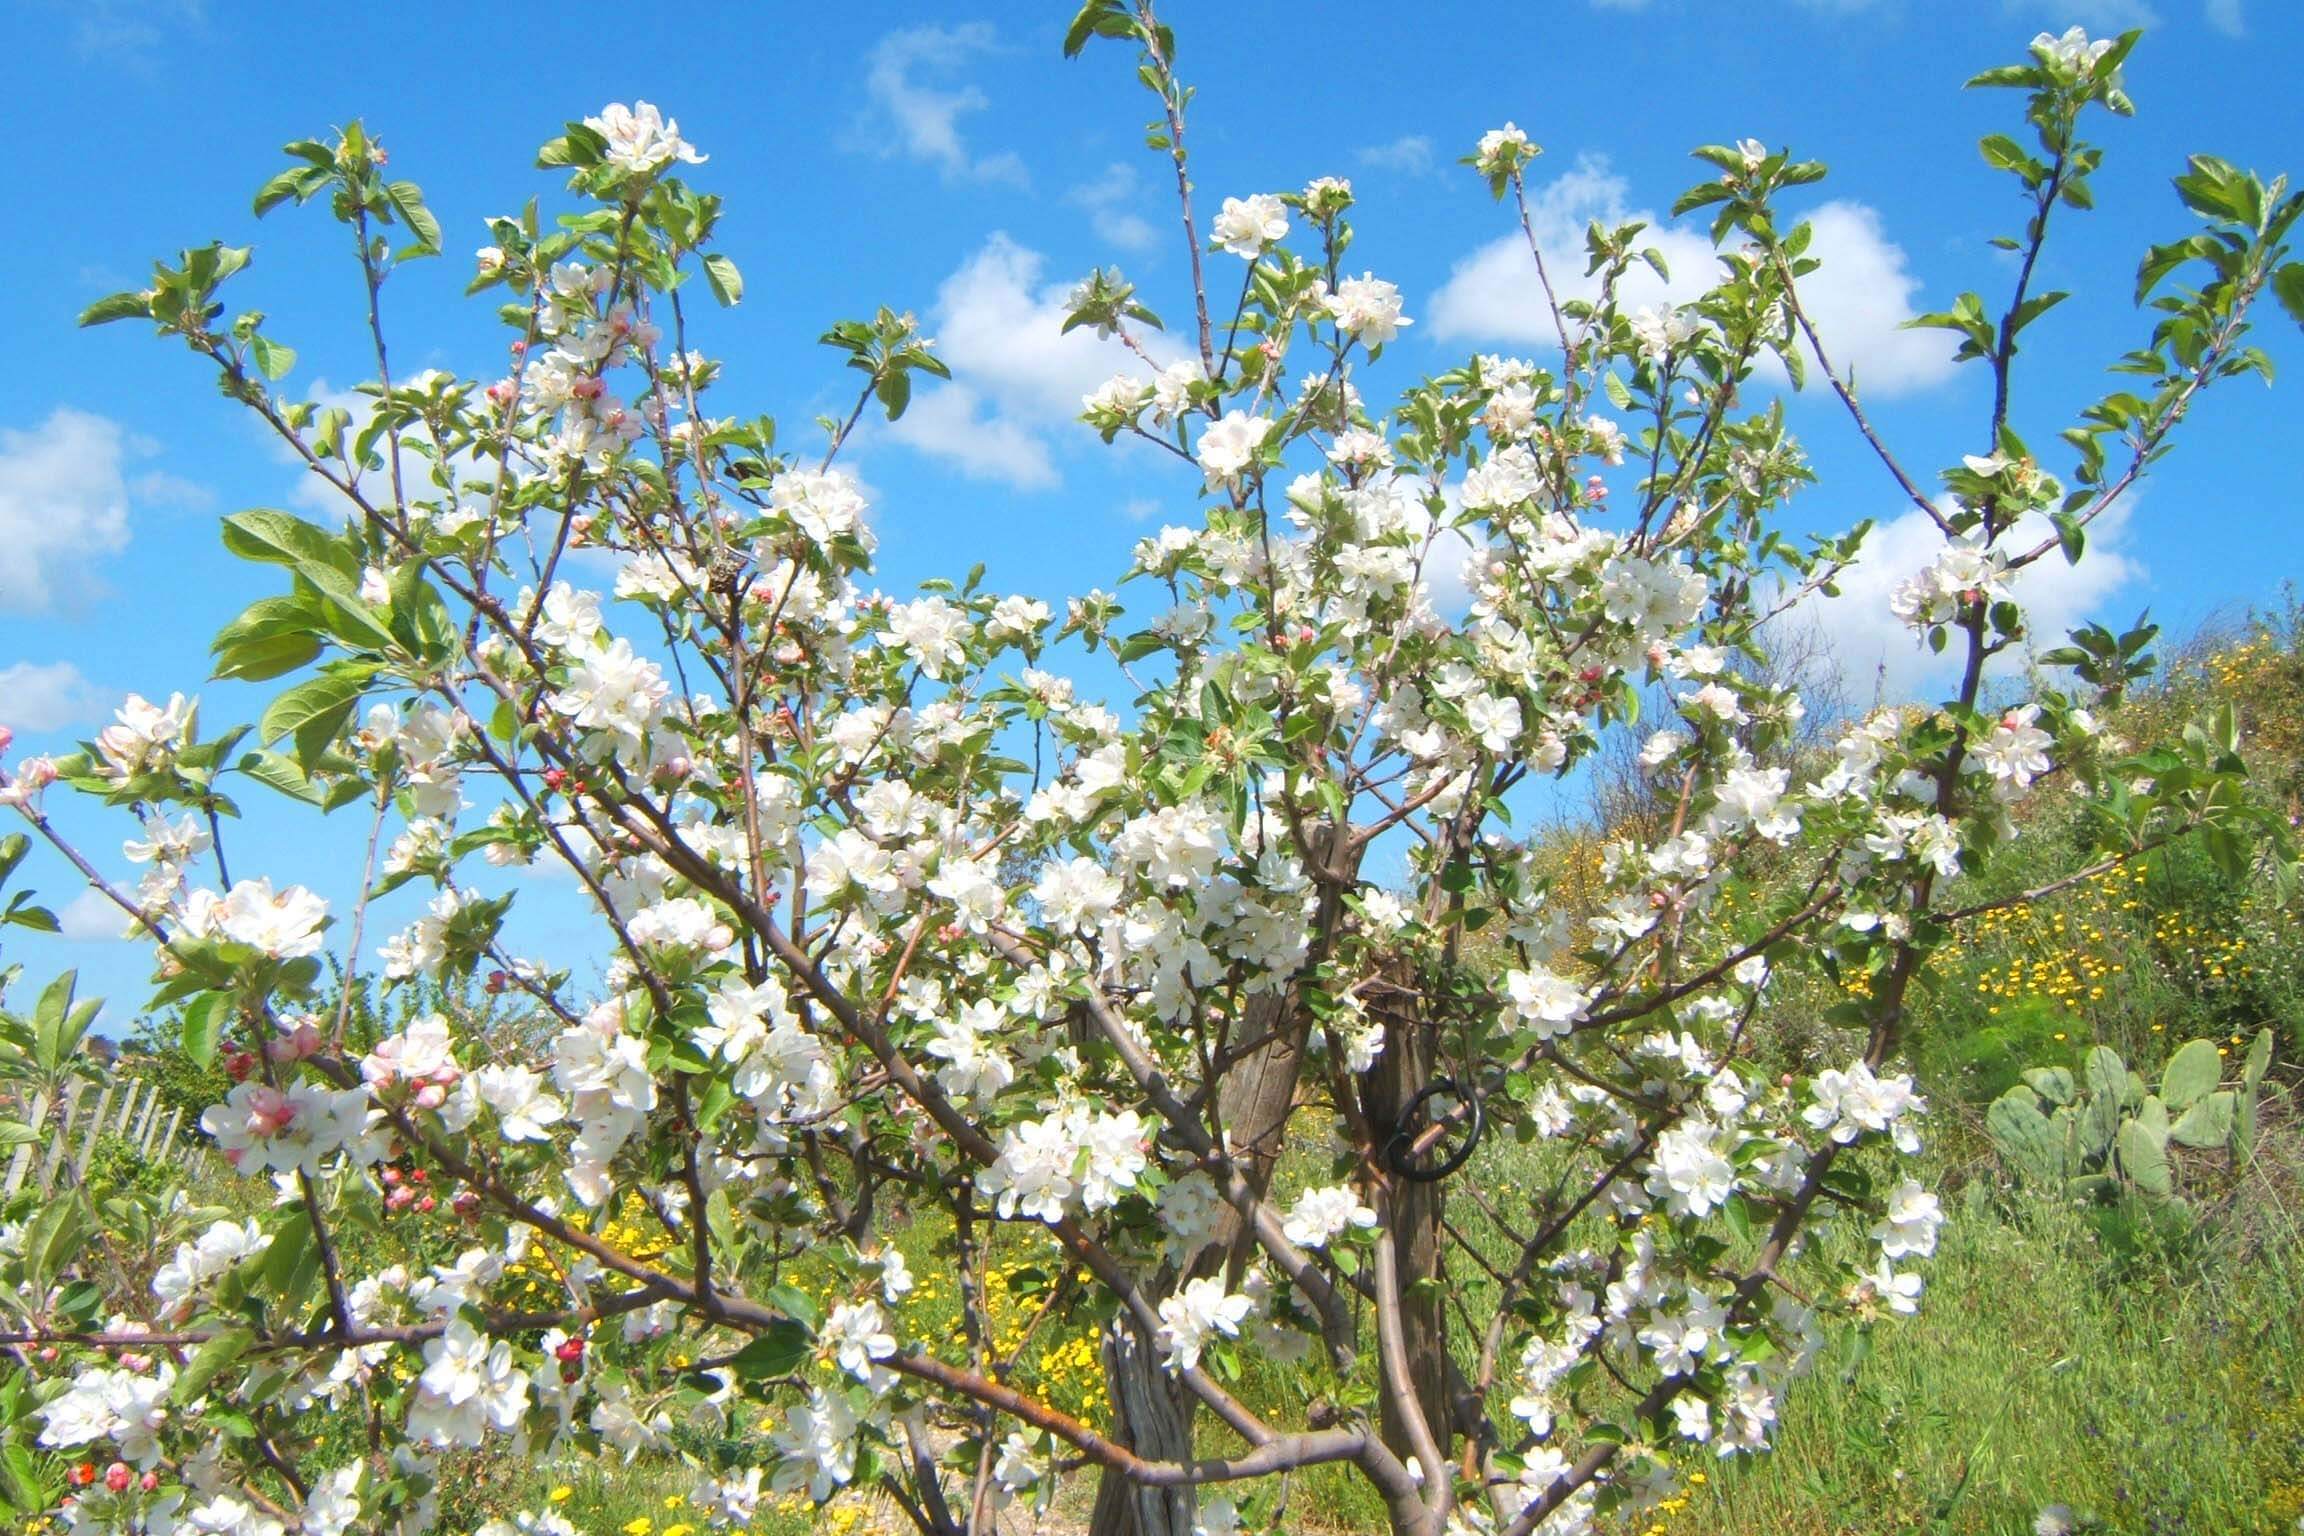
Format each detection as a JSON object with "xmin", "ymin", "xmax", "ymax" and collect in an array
[{"xmin": 1, "ymin": 0, "xmax": 2299, "ymax": 1026}]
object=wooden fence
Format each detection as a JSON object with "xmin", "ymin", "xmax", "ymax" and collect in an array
[{"xmin": 1, "ymin": 1077, "xmax": 212, "ymax": 1198}]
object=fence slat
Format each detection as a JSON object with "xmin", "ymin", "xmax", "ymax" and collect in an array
[
  {"xmin": 38, "ymin": 1080, "xmax": 88, "ymax": 1192},
  {"xmin": 2, "ymin": 1091, "xmax": 51, "ymax": 1197},
  {"xmin": 137, "ymin": 1097, "xmax": 170, "ymax": 1159}
]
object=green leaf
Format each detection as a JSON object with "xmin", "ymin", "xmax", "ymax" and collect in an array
[
  {"xmin": 261, "ymin": 1209, "xmax": 318, "ymax": 1302},
  {"xmin": 727, "ymin": 1319, "xmax": 814, "ymax": 1379},
  {"xmin": 2009, "ymin": 290, "xmax": 2069, "ymax": 336},
  {"xmin": 172, "ymin": 1326, "xmax": 257, "ymax": 1406},
  {"xmin": 252, "ymin": 166, "xmax": 312, "ymax": 217},
  {"xmin": 180, "ymin": 992, "xmax": 230, "ymax": 1069},
  {"xmin": 1978, "ymin": 134, "xmax": 2034, "ymax": 177},
  {"xmin": 258, "ymin": 665, "xmax": 375, "ymax": 768},
  {"xmin": 876, "ymin": 368, "xmax": 912, "ymax": 421},
  {"xmin": 247, "ymin": 333, "xmax": 297, "ymax": 382},
  {"xmin": 2051, "ymin": 512, "xmax": 2085, "ymax": 565},
  {"xmin": 220, "ymin": 508, "xmax": 357, "ymax": 583},
  {"xmin": 0, "ymin": 1442, "xmax": 44, "ymax": 1514},
  {"xmin": 33, "ymin": 970, "xmax": 86, "ymax": 1074},
  {"xmin": 22, "ymin": 1197, "xmax": 89, "ymax": 1290},
  {"xmin": 214, "ymin": 630, "xmax": 325, "ymax": 683},
  {"xmin": 239, "ymin": 749, "xmax": 331, "ymax": 807},
  {"xmin": 536, "ymin": 123, "xmax": 608, "ymax": 170},
  {"xmin": 2273, "ymin": 263, "xmax": 2304, "ymax": 329},
  {"xmin": 383, "ymin": 181, "xmax": 442, "ymax": 255},
  {"xmin": 78, "ymin": 290, "xmax": 152, "ymax": 328},
  {"xmin": 702, "ymin": 252, "xmax": 744, "ymax": 307},
  {"xmin": 3, "ymin": 901, "xmax": 58, "ymax": 934}
]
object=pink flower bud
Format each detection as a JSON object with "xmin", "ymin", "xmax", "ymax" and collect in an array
[
  {"xmin": 0, "ymin": 725, "xmax": 13, "ymax": 758},
  {"xmin": 413, "ymin": 1082, "xmax": 448, "ymax": 1111},
  {"xmin": 105, "ymin": 1463, "xmax": 132, "ymax": 1493},
  {"xmin": 247, "ymin": 1085, "xmax": 296, "ymax": 1135}
]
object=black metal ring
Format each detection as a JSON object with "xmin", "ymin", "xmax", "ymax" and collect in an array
[{"xmin": 1383, "ymin": 1076, "xmax": 1484, "ymax": 1184}]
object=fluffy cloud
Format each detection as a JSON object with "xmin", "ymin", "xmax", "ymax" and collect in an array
[
  {"xmin": 886, "ymin": 235, "xmax": 1155, "ymax": 489},
  {"xmin": 0, "ymin": 408, "xmax": 146, "ymax": 614},
  {"xmin": 1786, "ymin": 497, "xmax": 2145, "ymax": 705},
  {"xmin": 0, "ymin": 662, "xmax": 107, "ymax": 734},
  {"xmin": 56, "ymin": 0, "xmax": 203, "ymax": 62},
  {"xmin": 1069, "ymin": 162, "xmax": 1158, "ymax": 252},
  {"xmin": 1357, "ymin": 136, "xmax": 1438, "ymax": 176},
  {"xmin": 58, "ymin": 889, "xmax": 135, "ymax": 944},
  {"xmin": 2009, "ymin": 0, "xmax": 2255, "ymax": 33},
  {"xmin": 859, "ymin": 24, "xmax": 1027, "ymax": 186},
  {"xmin": 1427, "ymin": 154, "xmax": 1956, "ymax": 397},
  {"xmin": 2006, "ymin": 0, "xmax": 2159, "ymax": 26},
  {"xmin": 883, "ymin": 387, "xmax": 1055, "ymax": 490}
]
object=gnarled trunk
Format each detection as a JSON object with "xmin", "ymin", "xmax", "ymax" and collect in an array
[
  {"xmin": 1086, "ymin": 825, "xmax": 1365, "ymax": 1533},
  {"xmin": 1087, "ymin": 1315, "xmax": 1195, "ymax": 1536},
  {"xmin": 1360, "ymin": 986, "xmax": 1451, "ymax": 1470}
]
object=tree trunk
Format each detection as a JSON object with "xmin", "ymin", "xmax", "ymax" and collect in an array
[
  {"xmin": 1087, "ymin": 1314, "xmax": 1196, "ymax": 1536},
  {"xmin": 1086, "ymin": 824, "xmax": 1365, "ymax": 1531},
  {"xmin": 1361, "ymin": 990, "xmax": 1451, "ymax": 1470}
]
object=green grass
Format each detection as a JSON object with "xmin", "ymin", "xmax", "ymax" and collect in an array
[
  {"xmin": 1205, "ymin": 1113, "xmax": 2304, "ymax": 1535},
  {"xmin": 1680, "ymin": 1169, "xmax": 2304, "ymax": 1536}
]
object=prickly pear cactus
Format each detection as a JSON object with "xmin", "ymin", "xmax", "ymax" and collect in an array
[{"xmin": 1987, "ymin": 1029, "xmax": 2275, "ymax": 1207}]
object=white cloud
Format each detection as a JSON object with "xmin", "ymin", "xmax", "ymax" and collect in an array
[
  {"xmin": 58, "ymin": 888, "xmax": 134, "ymax": 944},
  {"xmin": 1429, "ymin": 155, "xmax": 1717, "ymax": 336},
  {"xmin": 129, "ymin": 469, "xmax": 213, "ymax": 510},
  {"xmin": 2204, "ymin": 0, "xmax": 2243, "ymax": 33},
  {"xmin": 1427, "ymin": 155, "xmax": 1955, "ymax": 397},
  {"xmin": 1785, "ymin": 203, "xmax": 1961, "ymax": 395},
  {"xmin": 1358, "ymin": 136, "xmax": 1438, "ymax": 177},
  {"xmin": 1069, "ymin": 162, "xmax": 1158, "ymax": 253},
  {"xmin": 860, "ymin": 24, "xmax": 1028, "ymax": 187},
  {"xmin": 0, "ymin": 408, "xmax": 141, "ymax": 614},
  {"xmin": 887, "ymin": 234, "xmax": 1157, "ymax": 489},
  {"xmin": 2006, "ymin": 0, "xmax": 2160, "ymax": 25},
  {"xmin": 1789, "ymin": 497, "xmax": 2145, "ymax": 705},
  {"xmin": 0, "ymin": 662, "xmax": 107, "ymax": 734},
  {"xmin": 56, "ymin": 0, "xmax": 202, "ymax": 61},
  {"xmin": 884, "ymin": 386, "xmax": 1056, "ymax": 489}
]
